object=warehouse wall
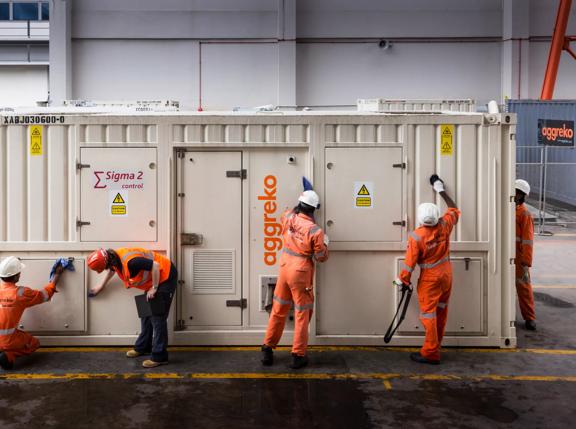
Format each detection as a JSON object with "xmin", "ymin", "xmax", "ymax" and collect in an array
[
  {"xmin": 47, "ymin": 0, "xmax": 576, "ymax": 109},
  {"xmin": 0, "ymin": 65, "xmax": 48, "ymax": 107}
]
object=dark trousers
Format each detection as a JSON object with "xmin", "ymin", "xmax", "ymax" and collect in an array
[{"xmin": 134, "ymin": 264, "xmax": 177, "ymax": 362}]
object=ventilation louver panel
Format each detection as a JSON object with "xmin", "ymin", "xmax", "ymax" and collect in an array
[{"xmin": 192, "ymin": 250, "xmax": 234, "ymax": 291}]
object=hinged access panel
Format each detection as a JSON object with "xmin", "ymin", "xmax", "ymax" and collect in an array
[
  {"xmin": 79, "ymin": 147, "xmax": 158, "ymax": 242},
  {"xmin": 325, "ymin": 147, "xmax": 404, "ymax": 242},
  {"xmin": 177, "ymin": 151, "xmax": 243, "ymax": 327},
  {"xmin": 18, "ymin": 258, "xmax": 86, "ymax": 332}
]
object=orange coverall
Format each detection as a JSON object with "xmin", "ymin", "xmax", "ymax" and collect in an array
[
  {"xmin": 515, "ymin": 203, "xmax": 535, "ymax": 321},
  {"xmin": 263, "ymin": 209, "xmax": 329, "ymax": 356},
  {"xmin": 0, "ymin": 281, "xmax": 56, "ymax": 363},
  {"xmin": 399, "ymin": 207, "xmax": 461, "ymax": 361}
]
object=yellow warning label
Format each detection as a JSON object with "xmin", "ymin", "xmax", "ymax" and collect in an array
[
  {"xmin": 30, "ymin": 125, "xmax": 43, "ymax": 156},
  {"xmin": 111, "ymin": 205, "xmax": 127, "ymax": 215},
  {"xmin": 356, "ymin": 197, "xmax": 372, "ymax": 207},
  {"xmin": 112, "ymin": 193, "xmax": 126, "ymax": 204},
  {"xmin": 357, "ymin": 184, "xmax": 370, "ymax": 196},
  {"xmin": 440, "ymin": 125, "xmax": 454, "ymax": 156}
]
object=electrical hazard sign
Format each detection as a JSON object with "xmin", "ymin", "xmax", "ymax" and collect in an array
[
  {"xmin": 30, "ymin": 125, "xmax": 43, "ymax": 156},
  {"xmin": 354, "ymin": 182, "xmax": 374, "ymax": 209},
  {"xmin": 109, "ymin": 191, "xmax": 128, "ymax": 216},
  {"xmin": 440, "ymin": 125, "xmax": 454, "ymax": 156}
]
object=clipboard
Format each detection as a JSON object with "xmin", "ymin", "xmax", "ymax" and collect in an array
[
  {"xmin": 134, "ymin": 294, "xmax": 152, "ymax": 318},
  {"xmin": 134, "ymin": 293, "xmax": 168, "ymax": 318}
]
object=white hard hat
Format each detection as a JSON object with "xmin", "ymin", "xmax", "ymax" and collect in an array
[
  {"xmin": 515, "ymin": 179, "xmax": 530, "ymax": 196},
  {"xmin": 417, "ymin": 203, "xmax": 440, "ymax": 226},
  {"xmin": 298, "ymin": 190, "xmax": 320, "ymax": 209},
  {"xmin": 0, "ymin": 256, "xmax": 25, "ymax": 278}
]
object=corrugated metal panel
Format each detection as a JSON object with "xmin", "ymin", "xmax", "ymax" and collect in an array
[
  {"xmin": 326, "ymin": 124, "xmax": 402, "ymax": 143},
  {"xmin": 508, "ymin": 100, "xmax": 576, "ymax": 206},
  {"xmin": 0, "ymin": 125, "xmax": 73, "ymax": 242},
  {"xmin": 81, "ymin": 124, "xmax": 157, "ymax": 144},
  {"xmin": 172, "ymin": 124, "xmax": 309, "ymax": 144}
]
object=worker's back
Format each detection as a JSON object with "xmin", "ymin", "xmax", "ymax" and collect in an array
[
  {"xmin": 0, "ymin": 282, "xmax": 52, "ymax": 345},
  {"xmin": 412, "ymin": 207, "xmax": 460, "ymax": 274}
]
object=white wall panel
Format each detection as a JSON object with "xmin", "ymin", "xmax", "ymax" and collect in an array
[
  {"xmin": 72, "ymin": 40, "xmax": 199, "ymax": 109},
  {"xmin": 528, "ymin": 42, "xmax": 576, "ymax": 99},
  {"xmin": 201, "ymin": 43, "xmax": 278, "ymax": 110},
  {"xmin": 0, "ymin": 66, "xmax": 48, "ymax": 107},
  {"xmin": 297, "ymin": 43, "xmax": 501, "ymax": 107},
  {"xmin": 72, "ymin": 0, "xmax": 278, "ymax": 39},
  {"xmin": 297, "ymin": 0, "xmax": 503, "ymax": 38},
  {"xmin": 529, "ymin": 0, "xmax": 576, "ymax": 36}
]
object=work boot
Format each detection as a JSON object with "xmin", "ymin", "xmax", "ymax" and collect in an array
[
  {"xmin": 126, "ymin": 349, "xmax": 145, "ymax": 358},
  {"xmin": 525, "ymin": 320, "xmax": 537, "ymax": 331},
  {"xmin": 289, "ymin": 354, "xmax": 309, "ymax": 370},
  {"xmin": 142, "ymin": 359, "xmax": 168, "ymax": 368},
  {"xmin": 261, "ymin": 345, "xmax": 274, "ymax": 366},
  {"xmin": 0, "ymin": 352, "xmax": 14, "ymax": 370},
  {"xmin": 410, "ymin": 352, "xmax": 440, "ymax": 365}
]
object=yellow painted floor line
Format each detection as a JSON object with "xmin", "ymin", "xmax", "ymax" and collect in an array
[
  {"xmin": 2, "ymin": 372, "xmax": 576, "ymax": 383},
  {"xmin": 35, "ymin": 346, "xmax": 576, "ymax": 355},
  {"xmin": 533, "ymin": 284, "xmax": 576, "ymax": 289}
]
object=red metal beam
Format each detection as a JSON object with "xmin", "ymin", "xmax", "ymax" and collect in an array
[{"xmin": 541, "ymin": 0, "xmax": 574, "ymax": 100}]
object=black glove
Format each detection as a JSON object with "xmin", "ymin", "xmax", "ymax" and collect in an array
[{"xmin": 429, "ymin": 174, "xmax": 444, "ymax": 186}]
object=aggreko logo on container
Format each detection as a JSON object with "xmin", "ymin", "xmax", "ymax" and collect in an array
[
  {"xmin": 541, "ymin": 124, "xmax": 574, "ymax": 141},
  {"xmin": 258, "ymin": 175, "xmax": 282, "ymax": 266}
]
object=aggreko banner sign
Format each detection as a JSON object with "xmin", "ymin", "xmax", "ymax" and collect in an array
[{"xmin": 538, "ymin": 119, "xmax": 575, "ymax": 147}]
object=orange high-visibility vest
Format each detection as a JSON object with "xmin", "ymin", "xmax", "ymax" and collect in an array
[{"xmin": 113, "ymin": 248, "xmax": 172, "ymax": 291}]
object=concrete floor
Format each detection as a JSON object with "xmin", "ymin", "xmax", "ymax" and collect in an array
[{"xmin": 1, "ymin": 232, "xmax": 576, "ymax": 429}]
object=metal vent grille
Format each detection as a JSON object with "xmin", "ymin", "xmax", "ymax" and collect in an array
[{"xmin": 192, "ymin": 250, "xmax": 234, "ymax": 291}]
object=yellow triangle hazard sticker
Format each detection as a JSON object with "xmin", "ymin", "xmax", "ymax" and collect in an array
[
  {"xmin": 31, "ymin": 128, "xmax": 41, "ymax": 136},
  {"xmin": 441, "ymin": 142, "xmax": 451, "ymax": 151},
  {"xmin": 357, "ymin": 184, "xmax": 370, "ymax": 196},
  {"xmin": 31, "ymin": 142, "xmax": 41, "ymax": 151},
  {"xmin": 442, "ymin": 126, "xmax": 452, "ymax": 136},
  {"xmin": 113, "ymin": 193, "xmax": 125, "ymax": 204}
]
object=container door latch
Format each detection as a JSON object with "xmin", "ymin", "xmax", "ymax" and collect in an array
[
  {"xmin": 226, "ymin": 170, "xmax": 247, "ymax": 179},
  {"xmin": 226, "ymin": 299, "xmax": 247, "ymax": 309}
]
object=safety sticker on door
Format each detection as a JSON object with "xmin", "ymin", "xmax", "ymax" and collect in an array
[
  {"xmin": 354, "ymin": 182, "xmax": 374, "ymax": 209},
  {"xmin": 109, "ymin": 191, "xmax": 128, "ymax": 216},
  {"xmin": 30, "ymin": 125, "xmax": 43, "ymax": 156},
  {"xmin": 440, "ymin": 125, "xmax": 454, "ymax": 156}
]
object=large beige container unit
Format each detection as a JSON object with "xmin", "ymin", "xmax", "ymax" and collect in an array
[{"xmin": 0, "ymin": 109, "xmax": 516, "ymax": 347}]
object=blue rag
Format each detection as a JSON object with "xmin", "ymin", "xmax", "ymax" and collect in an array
[
  {"xmin": 302, "ymin": 176, "xmax": 314, "ymax": 191},
  {"xmin": 50, "ymin": 258, "xmax": 75, "ymax": 280}
]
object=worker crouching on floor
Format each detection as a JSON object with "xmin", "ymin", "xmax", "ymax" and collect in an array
[
  {"xmin": 87, "ymin": 248, "xmax": 177, "ymax": 368},
  {"xmin": 395, "ymin": 175, "xmax": 460, "ymax": 365},
  {"xmin": 515, "ymin": 179, "xmax": 536, "ymax": 331},
  {"xmin": 0, "ymin": 257, "xmax": 66, "ymax": 370},
  {"xmin": 261, "ymin": 190, "xmax": 329, "ymax": 369}
]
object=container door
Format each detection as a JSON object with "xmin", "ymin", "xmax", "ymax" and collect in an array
[
  {"xmin": 178, "ymin": 151, "xmax": 243, "ymax": 327},
  {"xmin": 397, "ymin": 257, "xmax": 484, "ymax": 335},
  {"xmin": 325, "ymin": 147, "xmax": 404, "ymax": 242},
  {"xmin": 18, "ymin": 258, "xmax": 86, "ymax": 332},
  {"xmin": 79, "ymin": 147, "xmax": 158, "ymax": 242}
]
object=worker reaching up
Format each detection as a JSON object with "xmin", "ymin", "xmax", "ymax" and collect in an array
[
  {"xmin": 514, "ymin": 179, "xmax": 536, "ymax": 331},
  {"xmin": 0, "ymin": 257, "xmax": 67, "ymax": 370},
  {"xmin": 261, "ymin": 189, "xmax": 329, "ymax": 369},
  {"xmin": 87, "ymin": 248, "xmax": 177, "ymax": 368},
  {"xmin": 395, "ymin": 175, "xmax": 460, "ymax": 365}
]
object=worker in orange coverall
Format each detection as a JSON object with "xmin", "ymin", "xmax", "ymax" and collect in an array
[
  {"xmin": 0, "ymin": 257, "xmax": 66, "ymax": 370},
  {"xmin": 261, "ymin": 190, "xmax": 329, "ymax": 369},
  {"xmin": 514, "ymin": 179, "xmax": 536, "ymax": 331},
  {"xmin": 395, "ymin": 174, "xmax": 460, "ymax": 365}
]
